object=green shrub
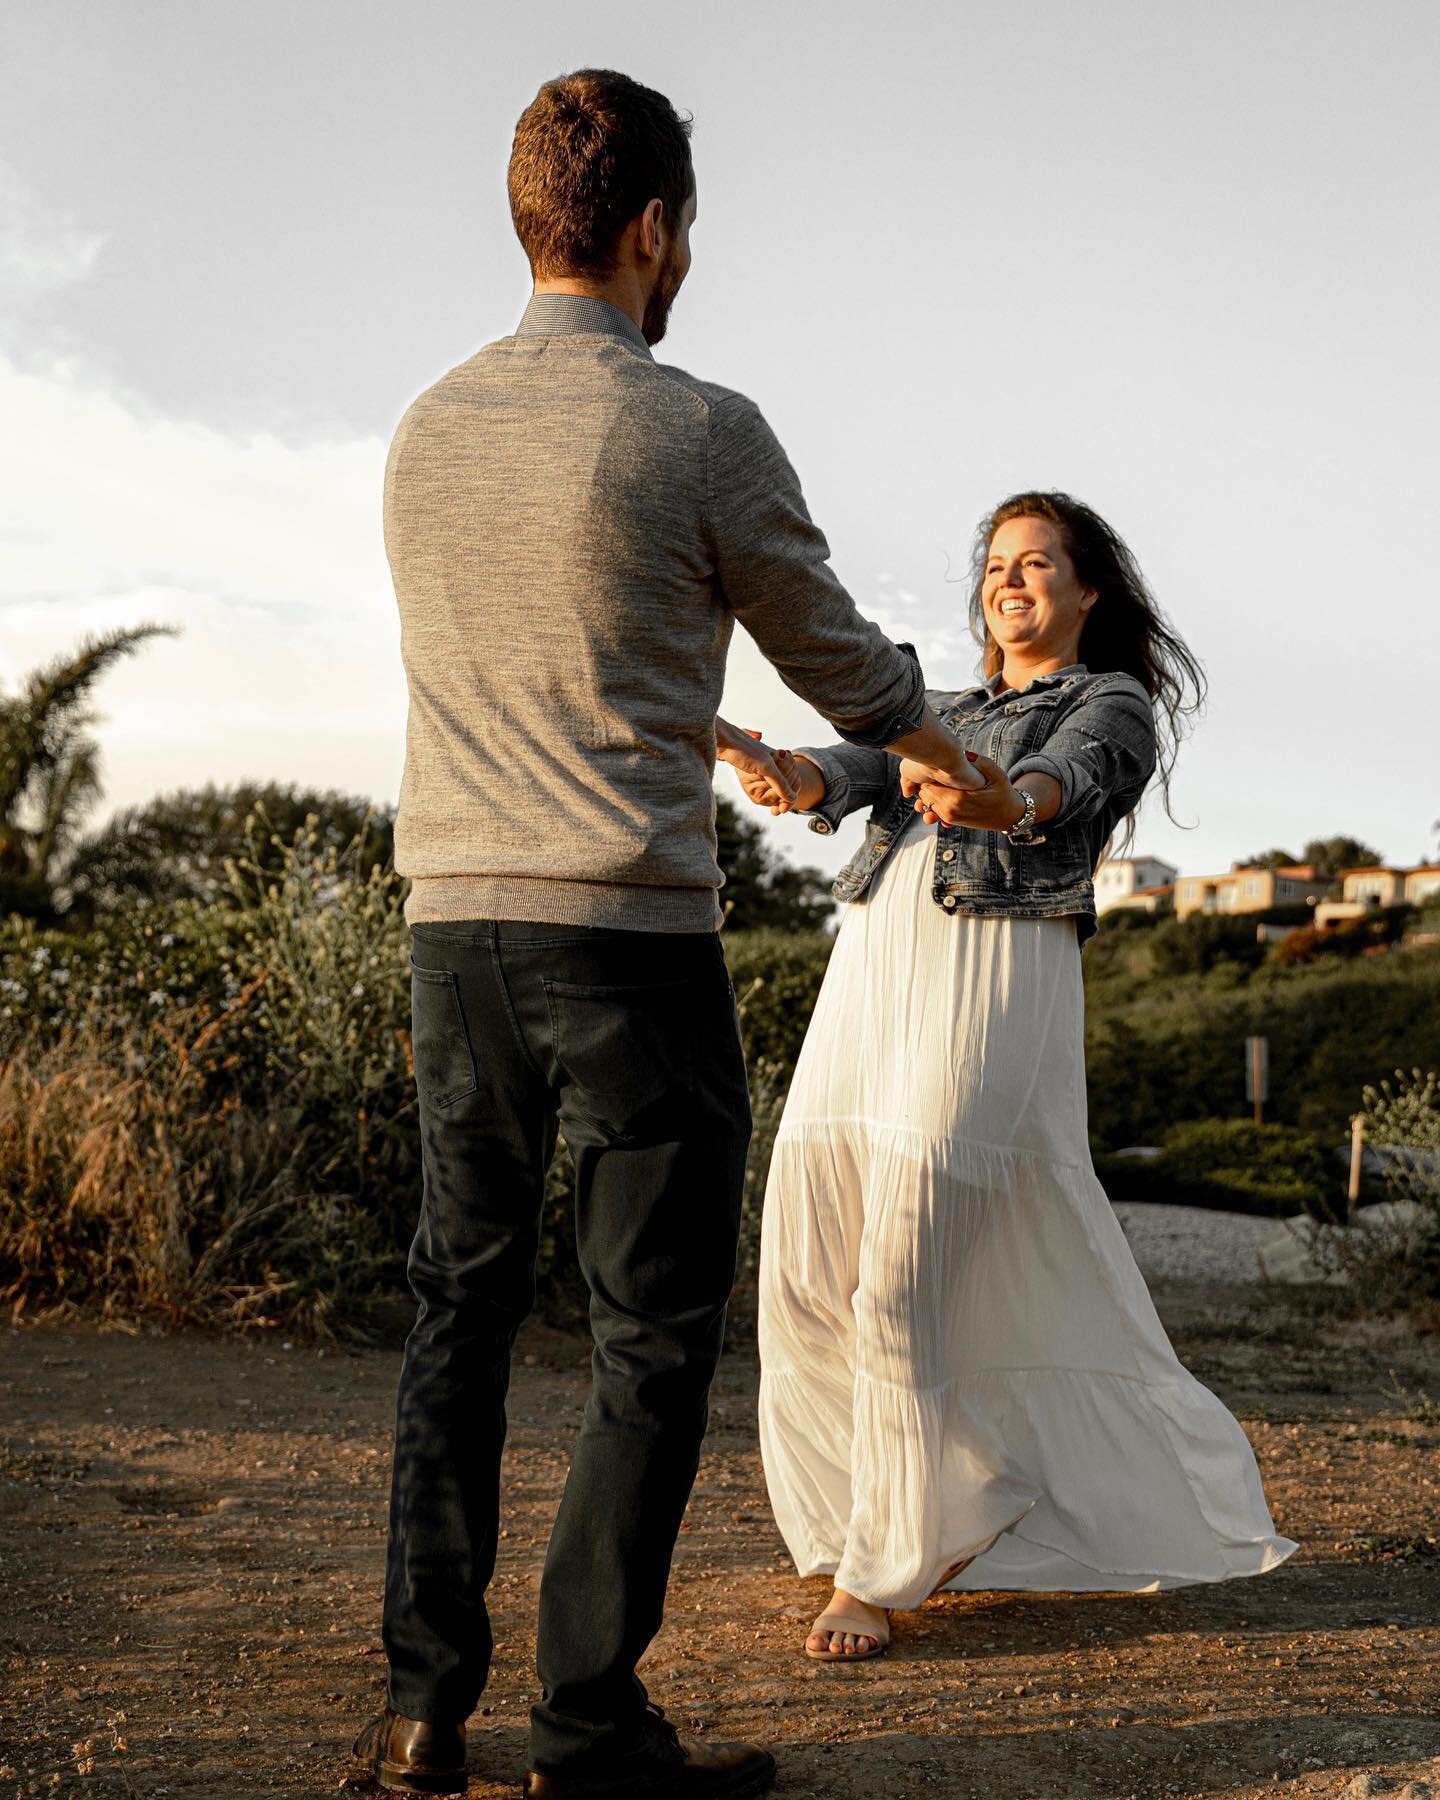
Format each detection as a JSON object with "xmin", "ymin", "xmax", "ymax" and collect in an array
[
  {"xmin": 1095, "ymin": 1119, "xmax": 1337, "ymax": 1217},
  {"xmin": 722, "ymin": 930, "xmax": 834, "ymax": 1068},
  {"xmin": 1301, "ymin": 1068, "xmax": 1440, "ymax": 1311},
  {"xmin": 0, "ymin": 901, "xmax": 238, "ymax": 1054},
  {"xmin": 1254, "ymin": 902, "xmax": 1320, "ymax": 929},
  {"xmin": 0, "ymin": 820, "xmax": 418, "ymax": 1335},
  {"xmin": 1274, "ymin": 909, "xmax": 1413, "ymax": 967},
  {"xmin": 1085, "ymin": 951, "xmax": 1440, "ymax": 1148},
  {"xmin": 1147, "ymin": 914, "xmax": 1268, "ymax": 978},
  {"xmin": 0, "ymin": 861, "xmax": 839, "ymax": 1333}
]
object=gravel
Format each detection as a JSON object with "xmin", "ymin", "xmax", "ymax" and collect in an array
[{"xmin": 1111, "ymin": 1200, "xmax": 1277, "ymax": 1285}]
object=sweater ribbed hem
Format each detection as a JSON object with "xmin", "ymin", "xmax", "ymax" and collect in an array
[{"xmin": 404, "ymin": 874, "xmax": 723, "ymax": 934}]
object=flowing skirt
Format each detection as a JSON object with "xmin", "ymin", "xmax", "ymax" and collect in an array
[{"xmin": 756, "ymin": 815, "xmax": 1296, "ymax": 1609}]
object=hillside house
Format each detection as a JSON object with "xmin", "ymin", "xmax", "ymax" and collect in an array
[
  {"xmin": 1094, "ymin": 856, "xmax": 1178, "ymax": 915},
  {"xmin": 1315, "ymin": 864, "xmax": 1440, "ymax": 927},
  {"xmin": 1174, "ymin": 863, "xmax": 1321, "ymax": 922}
]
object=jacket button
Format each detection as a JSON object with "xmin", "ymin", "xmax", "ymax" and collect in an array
[
  {"xmin": 808, "ymin": 818, "xmax": 832, "ymax": 835},
  {"xmin": 942, "ymin": 896, "xmax": 958, "ymax": 910},
  {"xmin": 941, "ymin": 849, "xmax": 956, "ymax": 863}
]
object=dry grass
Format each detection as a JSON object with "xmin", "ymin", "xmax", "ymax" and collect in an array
[{"xmin": 0, "ymin": 978, "xmax": 391, "ymax": 1337}]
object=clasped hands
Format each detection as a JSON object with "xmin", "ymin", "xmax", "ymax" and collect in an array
[
  {"xmin": 715, "ymin": 716, "xmax": 1025, "ymax": 831},
  {"xmin": 898, "ymin": 753, "xmax": 1025, "ymax": 830},
  {"xmin": 714, "ymin": 717, "xmax": 811, "ymax": 815}
]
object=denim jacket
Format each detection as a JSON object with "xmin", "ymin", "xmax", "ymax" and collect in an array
[{"xmin": 797, "ymin": 664, "xmax": 1157, "ymax": 946}]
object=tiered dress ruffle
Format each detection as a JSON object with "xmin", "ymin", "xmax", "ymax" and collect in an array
[{"xmin": 757, "ymin": 814, "xmax": 1296, "ymax": 1608}]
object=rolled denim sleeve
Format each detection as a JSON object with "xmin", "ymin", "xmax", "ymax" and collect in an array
[
  {"xmin": 1008, "ymin": 678, "xmax": 1157, "ymax": 828},
  {"xmin": 792, "ymin": 742, "xmax": 898, "ymax": 836},
  {"xmin": 707, "ymin": 394, "xmax": 928, "ymax": 747}
]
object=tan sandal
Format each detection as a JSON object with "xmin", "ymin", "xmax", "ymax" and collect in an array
[
  {"xmin": 801, "ymin": 1547, "xmax": 986, "ymax": 1663},
  {"xmin": 804, "ymin": 1603, "xmax": 892, "ymax": 1662}
]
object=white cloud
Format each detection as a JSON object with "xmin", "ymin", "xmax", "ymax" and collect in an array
[
  {"xmin": 0, "ymin": 167, "xmax": 403, "ymax": 819},
  {"xmin": 0, "ymin": 164, "xmax": 107, "ymax": 323},
  {"xmin": 0, "ymin": 341, "xmax": 406, "ymax": 818}
]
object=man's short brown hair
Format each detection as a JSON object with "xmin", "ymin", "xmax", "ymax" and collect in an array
[{"xmin": 508, "ymin": 70, "xmax": 694, "ymax": 280}]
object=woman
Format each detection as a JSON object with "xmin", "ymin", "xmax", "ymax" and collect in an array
[{"xmin": 734, "ymin": 492, "xmax": 1295, "ymax": 1662}]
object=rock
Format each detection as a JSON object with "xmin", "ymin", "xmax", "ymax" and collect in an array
[
  {"xmin": 1257, "ymin": 1218, "xmax": 1346, "ymax": 1286},
  {"xmin": 1259, "ymin": 1200, "xmax": 1432, "ymax": 1287}
]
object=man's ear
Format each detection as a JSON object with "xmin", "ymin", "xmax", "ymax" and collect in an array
[{"xmin": 639, "ymin": 197, "xmax": 665, "ymax": 262}]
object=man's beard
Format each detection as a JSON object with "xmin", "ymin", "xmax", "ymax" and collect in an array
[{"xmin": 641, "ymin": 248, "xmax": 683, "ymax": 346}]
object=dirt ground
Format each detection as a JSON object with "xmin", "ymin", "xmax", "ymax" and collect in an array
[{"xmin": 1, "ymin": 1285, "xmax": 1438, "ymax": 1800}]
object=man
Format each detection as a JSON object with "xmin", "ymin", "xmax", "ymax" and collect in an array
[{"xmin": 354, "ymin": 68, "xmax": 979, "ymax": 1799}]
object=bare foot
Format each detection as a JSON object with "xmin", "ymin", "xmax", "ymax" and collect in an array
[{"xmin": 806, "ymin": 1586, "xmax": 889, "ymax": 1658}]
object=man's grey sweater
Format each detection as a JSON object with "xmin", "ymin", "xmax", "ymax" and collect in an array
[{"xmin": 387, "ymin": 294, "xmax": 925, "ymax": 932}]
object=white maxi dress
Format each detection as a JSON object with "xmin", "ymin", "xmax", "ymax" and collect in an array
[{"xmin": 757, "ymin": 813, "xmax": 1296, "ymax": 1610}]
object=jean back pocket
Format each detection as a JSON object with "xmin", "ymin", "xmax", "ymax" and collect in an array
[{"xmin": 410, "ymin": 962, "xmax": 479, "ymax": 1109}]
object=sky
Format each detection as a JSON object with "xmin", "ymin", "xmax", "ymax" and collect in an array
[{"xmin": 2, "ymin": 0, "xmax": 1438, "ymax": 885}]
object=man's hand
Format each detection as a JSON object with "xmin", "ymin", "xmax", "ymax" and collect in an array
[
  {"xmin": 716, "ymin": 716, "xmax": 803, "ymax": 813},
  {"xmin": 899, "ymin": 751, "xmax": 1026, "ymax": 830},
  {"xmin": 729, "ymin": 745, "xmax": 827, "ymax": 815}
]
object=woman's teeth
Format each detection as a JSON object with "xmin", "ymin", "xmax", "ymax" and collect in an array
[{"xmin": 999, "ymin": 599, "xmax": 1032, "ymax": 615}]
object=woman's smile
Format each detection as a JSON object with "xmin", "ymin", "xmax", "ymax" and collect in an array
[{"xmin": 983, "ymin": 515, "xmax": 1096, "ymax": 664}]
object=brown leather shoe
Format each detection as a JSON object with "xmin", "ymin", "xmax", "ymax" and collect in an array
[
  {"xmin": 522, "ymin": 1705, "xmax": 775, "ymax": 1799},
  {"xmin": 352, "ymin": 1706, "xmax": 466, "ymax": 1794}
]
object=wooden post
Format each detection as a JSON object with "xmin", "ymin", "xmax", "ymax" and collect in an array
[
  {"xmin": 1348, "ymin": 1114, "xmax": 1366, "ymax": 1219},
  {"xmin": 1246, "ymin": 1035, "xmax": 1268, "ymax": 1126}
]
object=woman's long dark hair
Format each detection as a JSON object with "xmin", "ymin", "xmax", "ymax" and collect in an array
[{"xmin": 967, "ymin": 490, "xmax": 1205, "ymax": 824}]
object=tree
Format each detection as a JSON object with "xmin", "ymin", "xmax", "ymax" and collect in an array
[
  {"xmin": 1241, "ymin": 848, "xmax": 1301, "ymax": 870},
  {"xmin": 63, "ymin": 781, "xmax": 395, "ymax": 918},
  {"xmin": 0, "ymin": 626, "xmax": 175, "ymax": 921},
  {"xmin": 1148, "ymin": 913, "xmax": 1267, "ymax": 977},
  {"xmin": 714, "ymin": 793, "xmax": 835, "ymax": 932},
  {"xmin": 1300, "ymin": 835, "xmax": 1382, "ymax": 882}
]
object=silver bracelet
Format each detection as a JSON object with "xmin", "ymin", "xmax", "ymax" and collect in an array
[{"xmin": 1004, "ymin": 787, "xmax": 1045, "ymax": 845}]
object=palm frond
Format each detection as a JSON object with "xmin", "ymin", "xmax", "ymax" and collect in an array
[
  {"xmin": 32, "ymin": 737, "xmax": 104, "ymax": 879},
  {"xmin": 0, "ymin": 623, "xmax": 177, "ymax": 819}
]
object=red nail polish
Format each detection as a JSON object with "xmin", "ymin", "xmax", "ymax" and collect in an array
[{"xmin": 966, "ymin": 750, "xmax": 978, "ymax": 762}]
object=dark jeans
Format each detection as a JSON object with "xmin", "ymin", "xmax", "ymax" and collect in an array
[{"xmin": 382, "ymin": 918, "xmax": 751, "ymax": 1775}]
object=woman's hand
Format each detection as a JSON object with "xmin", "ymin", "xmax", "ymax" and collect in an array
[
  {"xmin": 737, "ymin": 747, "xmax": 827, "ymax": 816},
  {"xmin": 716, "ymin": 717, "xmax": 805, "ymax": 814},
  {"xmin": 899, "ymin": 751, "xmax": 1027, "ymax": 829}
]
